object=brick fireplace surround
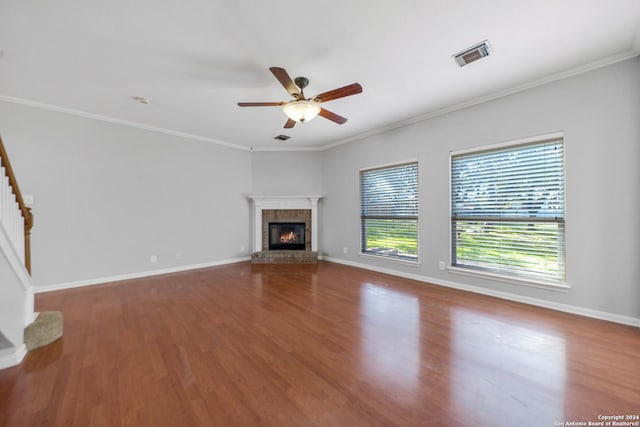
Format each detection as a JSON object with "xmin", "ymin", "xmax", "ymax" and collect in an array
[{"xmin": 249, "ymin": 196, "xmax": 321, "ymax": 264}]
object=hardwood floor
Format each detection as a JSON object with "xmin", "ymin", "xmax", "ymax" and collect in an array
[{"xmin": 1, "ymin": 261, "xmax": 638, "ymax": 426}]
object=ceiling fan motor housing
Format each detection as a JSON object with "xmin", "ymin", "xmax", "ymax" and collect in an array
[{"xmin": 294, "ymin": 77, "xmax": 310, "ymax": 90}]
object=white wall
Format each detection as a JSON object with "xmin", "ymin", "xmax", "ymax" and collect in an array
[
  {"xmin": 0, "ymin": 101, "xmax": 253, "ymax": 288},
  {"xmin": 250, "ymin": 151, "xmax": 323, "ymax": 196},
  {"xmin": 322, "ymin": 57, "xmax": 640, "ymax": 321}
]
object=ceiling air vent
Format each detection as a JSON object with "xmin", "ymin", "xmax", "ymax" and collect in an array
[
  {"xmin": 454, "ymin": 40, "xmax": 491, "ymax": 67},
  {"xmin": 274, "ymin": 134, "xmax": 290, "ymax": 141}
]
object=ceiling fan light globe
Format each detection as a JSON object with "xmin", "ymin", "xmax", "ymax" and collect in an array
[{"xmin": 283, "ymin": 100, "xmax": 321, "ymax": 123}]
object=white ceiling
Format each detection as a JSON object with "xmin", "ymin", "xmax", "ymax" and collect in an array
[{"xmin": 1, "ymin": 1, "xmax": 639, "ymax": 151}]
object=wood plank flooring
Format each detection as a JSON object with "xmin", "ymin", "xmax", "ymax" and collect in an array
[{"xmin": 1, "ymin": 261, "xmax": 638, "ymax": 426}]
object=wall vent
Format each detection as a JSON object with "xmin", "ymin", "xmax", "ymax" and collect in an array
[
  {"xmin": 274, "ymin": 134, "xmax": 290, "ymax": 141},
  {"xmin": 454, "ymin": 40, "xmax": 491, "ymax": 67}
]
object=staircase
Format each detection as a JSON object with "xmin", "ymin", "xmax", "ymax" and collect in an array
[{"xmin": 0, "ymin": 134, "xmax": 56, "ymax": 370}]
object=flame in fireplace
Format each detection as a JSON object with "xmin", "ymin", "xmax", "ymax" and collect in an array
[{"xmin": 280, "ymin": 231, "xmax": 296, "ymax": 243}]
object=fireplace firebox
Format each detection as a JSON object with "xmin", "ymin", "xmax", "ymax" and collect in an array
[{"xmin": 268, "ymin": 222, "xmax": 305, "ymax": 250}]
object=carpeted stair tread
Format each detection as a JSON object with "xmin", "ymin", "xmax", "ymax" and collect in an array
[{"xmin": 24, "ymin": 311, "xmax": 63, "ymax": 351}]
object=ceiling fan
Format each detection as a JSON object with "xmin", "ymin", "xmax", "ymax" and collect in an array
[{"xmin": 237, "ymin": 67, "xmax": 363, "ymax": 129}]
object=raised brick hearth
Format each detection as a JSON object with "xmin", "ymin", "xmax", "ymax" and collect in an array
[
  {"xmin": 249, "ymin": 196, "xmax": 321, "ymax": 264},
  {"xmin": 251, "ymin": 250, "xmax": 318, "ymax": 264}
]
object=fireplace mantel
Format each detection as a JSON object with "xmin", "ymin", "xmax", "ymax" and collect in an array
[{"xmin": 249, "ymin": 195, "xmax": 322, "ymax": 252}]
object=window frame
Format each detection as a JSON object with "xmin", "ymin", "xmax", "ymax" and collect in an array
[
  {"xmin": 449, "ymin": 132, "xmax": 568, "ymax": 290},
  {"xmin": 359, "ymin": 160, "xmax": 419, "ymax": 264}
]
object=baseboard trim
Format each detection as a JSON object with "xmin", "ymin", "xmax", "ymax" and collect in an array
[
  {"xmin": 32, "ymin": 255, "xmax": 639, "ymax": 327},
  {"xmin": 34, "ymin": 257, "xmax": 251, "ymax": 294},
  {"xmin": 0, "ymin": 344, "xmax": 27, "ymax": 370},
  {"xmin": 322, "ymin": 256, "xmax": 640, "ymax": 328}
]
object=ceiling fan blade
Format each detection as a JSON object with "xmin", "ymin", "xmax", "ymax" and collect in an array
[
  {"xmin": 312, "ymin": 83, "xmax": 362, "ymax": 103},
  {"xmin": 319, "ymin": 108, "xmax": 348, "ymax": 124},
  {"xmin": 284, "ymin": 118, "xmax": 296, "ymax": 128},
  {"xmin": 270, "ymin": 67, "xmax": 301, "ymax": 99},
  {"xmin": 237, "ymin": 102, "xmax": 284, "ymax": 107}
]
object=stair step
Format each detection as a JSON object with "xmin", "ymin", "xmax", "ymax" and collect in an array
[{"xmin": 24, "ymin": 311, "xmax": 63, "ymax": 351}]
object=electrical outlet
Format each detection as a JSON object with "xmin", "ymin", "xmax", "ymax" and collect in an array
[
  {"xmin": 150, "ymin": 255, "xmax": 158, "ymax": 264},
  {"xmin": 343, "ymin": 246, "xmax": 348, "ymax": 254},
  {"xmin": 176, "ymin": 252, "xmax": 183, "ymax": 260},
  {"xmin": 439, "ymin": 261, "xmax": 446, "ymax": 271},
  {"xmin": 240, "ymin": 245, "xmax": 245, "ymax": 253}
]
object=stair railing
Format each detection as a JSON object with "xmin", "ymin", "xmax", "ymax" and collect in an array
[{"xmin": 0, "ymin": 135, "xmax": 33, "ymax": 274}]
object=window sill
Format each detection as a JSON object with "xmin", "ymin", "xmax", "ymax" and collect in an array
[
  {"xmin": 359, "ymin": 252, "xmax": 421, "ymax": 267},
  {"xmin": 447, "ymin": 266, "xmax": 570, "ymax": 292}
]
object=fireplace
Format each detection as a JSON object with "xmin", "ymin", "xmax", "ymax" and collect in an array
[
  {"xmin": 268, "ymin": 222, "xmax": 305, "ymax": 250},
  {"xmin": 249, "ymin": 195, "xmax": 321, "ymax": 264}
]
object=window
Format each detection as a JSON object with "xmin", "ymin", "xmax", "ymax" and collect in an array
[
  {"xmin": 450, "ymin": 136, "xmax": 565, "ymax": 284},
  {"xmin": 360, "ymin": 162, "xmax": 418, "ymax": 261}
]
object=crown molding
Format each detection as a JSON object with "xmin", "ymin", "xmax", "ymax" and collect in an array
[
  {"xmin": 250, "ymin": 145, "xmax": 324, "ymax": 152},
  {"xmin": 1, "ymin": 51, "xmax": 637, "ymax": 153},
  {"xmin": 0, "ymin": 94, "xmax": 250, "ymax": 152},
  {"xmin": 320, "ymin": 50, "xmax": 640, "ymax": 151}
]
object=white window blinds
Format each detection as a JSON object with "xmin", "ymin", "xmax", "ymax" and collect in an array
[
  {"xmin": 451, "ymin": 138, "xmax": 565, "ymax": 283},
  {"xmin": 361, "ymin": 162, "xmax": 418, "ymax": 260}
]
